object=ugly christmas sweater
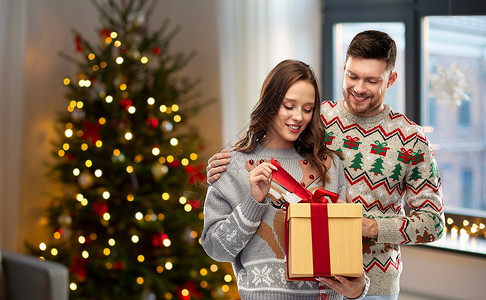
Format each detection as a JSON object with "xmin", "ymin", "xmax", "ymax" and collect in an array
[
  {"xmin": 320, "ymin": 99, "xmax": 445, "ymax": 296},
  {"xmin": 201, "ymin": 144, "xmax": 369, "ymax": 300}
]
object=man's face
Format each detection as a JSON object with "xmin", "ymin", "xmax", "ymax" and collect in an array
[{"xmin": 342, "ymin": 56, "xmax": 397, "ymax": 117}]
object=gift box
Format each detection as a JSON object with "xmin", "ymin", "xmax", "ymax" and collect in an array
[
  {"xmin": 269, "ymin": 157, "xmax": 363, "ymax": 280},
  {"xmin": 286, "ymin": 202, "xmax": 363, "ymax": 279}
]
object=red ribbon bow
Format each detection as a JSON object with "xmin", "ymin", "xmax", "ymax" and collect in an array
[{"xmin": 270, "ymin": 158, "xmax": 339, "ymax": 204}]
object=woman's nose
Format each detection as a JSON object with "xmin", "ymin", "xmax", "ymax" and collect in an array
[{"xmin": 292, "ymin": 110, "xmax": 304, "ymax": 121}]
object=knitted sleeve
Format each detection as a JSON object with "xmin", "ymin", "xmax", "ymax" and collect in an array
[
  {"xmin": 376, "ymin": 129, "xmax": 445, "ymax": 245},
  {"xmin": 201, "ymin": 185, "xmax": 269, "ymax": 262}
]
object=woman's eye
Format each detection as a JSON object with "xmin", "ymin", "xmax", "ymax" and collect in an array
[
  {"xmin": 284, "ymin": 105, "xmax": 293, "ymax": 110},
  {"xmin": 303, "ymin": 109, "xmax": 313, "ymax": 113}
]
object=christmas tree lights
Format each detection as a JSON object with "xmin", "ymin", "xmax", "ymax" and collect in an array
[{"xmin": 26, "ymin": 0, "xmax": 233, "ymax": 299}]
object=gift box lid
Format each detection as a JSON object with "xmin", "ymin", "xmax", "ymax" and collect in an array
[{"xmin": 286, "ymin": 203, "xmax": 362, "ymax": 220}]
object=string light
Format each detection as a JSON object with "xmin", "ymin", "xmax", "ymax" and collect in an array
[
  {"xmin": 70, "ymin": 283, "xmax": 77, "ymax": 291},
  {"xmin": 147, "ymin": 97, "xmax": 155, "ymax": 105},
  {"xmin": 131, "ymin": 235, "xmax": 139, "ymax": 243},
  {"xmin": 170, "ymin": 138, "xmax": 178, "ymax": 146},
  {"xmin": 105, "ymin": 95, "xmax": 113, "ymax": 103},
  {"xmin": 141, "ymin": 56, "xmax": 148, "ymax": 64},
  {"xmin": 65, "ymin": 129, "xmax": 73, "ymax": 138},
  {"xmin": 162, "ymin": 193, "xmax": 170, "ymax": 200}
]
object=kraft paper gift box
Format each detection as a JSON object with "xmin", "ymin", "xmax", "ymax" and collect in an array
[
  {"xmin": 286, "ymin": 202, "xmax": 363, "ymax": 279},
  {"xmin": 269, "ymin": 157, "xmax": 363, "ymax": 280}
]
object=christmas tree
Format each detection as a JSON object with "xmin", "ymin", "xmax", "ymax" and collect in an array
[{"xmin": 26, "ymin": 0, "xmax": 233, "ymax": 299}]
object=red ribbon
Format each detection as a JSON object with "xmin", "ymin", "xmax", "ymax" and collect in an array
[
  {"xmin": 270, "ymin": 158, "xmax": 339, "ymax": 204},
  {"xmin": 271, "ymin": 158, "xmax": 337, "ymax": 279}
]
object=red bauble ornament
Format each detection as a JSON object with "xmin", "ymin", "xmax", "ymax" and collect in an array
[
  {"xmin": 188, "ymin": 200, "xmax": 200, "ymax": 209},
  {"xmin": 185, "ymin": 163, "xmax": 206, "ymax": 184},
  {"xmin": 70, "ymin": 254, "xmax": 87, "ymax": 282},
  {"xmin": 167, "ymin": 159, "xmax": 180, "ymax": 168},
  {"xmin": 81, "ymin": 120, "xmax": 102, "ymax": 145},
  {"xmin": 113, "ymin": 261, "xmax": 125, "ymax": 270},
  {"xmin": 152, "ymin": 47, "xmax": 161, "ymax": 55},
  {"xmin": 92, "ymin": 202, "xmax": 108, "ymax": 216},
  {"xmin": 145, "ymin": 116, "xmax": 159, "ymax": 129},
  {"xmin": 74, "ymin": 35, "xmax": 83, "ymax": 52},
  {"xmin": 100, "ymin": 28, "xmax": 111, "ymax": 38},
  {"xmin": 120, "ymin": 98, "xmax": 132, "ymax": 111}
]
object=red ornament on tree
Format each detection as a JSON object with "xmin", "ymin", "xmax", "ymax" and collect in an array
[
  {"xmin": 188, "ymin": 200, "xmax": 200, "ymax": 210},
  {"xmin": 152, "ymin": 47, "xmax": 161, "ymax": 55},
  {"xmin": 145, "ymin": 116, "xmax": 159, "ymax": 129},
  {"xmin": 75, "ymin": 35, "xmax": 83, "ymax": 52},
  {"xmin": 81, "ymin": 120, "xmax": 102, "ymax": 145},
  {"xmin": 70, "ymin": 254, "xmax": 88, "ymax": 282},
  {"xmin": 100, "ymin": 28, "xmax": 111, "ymax": 39},
  {"xmin": 176, "ymin": 280, "xmax": 202, "ymax": 300},
  {"xmin": 120, "ymin": 98, "xmax": 133, "ymax": 111},
  {"xmin": 92, "ymin": 202, "xmax": 109, "ymax": 216},
  {"xmin": 167, "ymin": 158, "xmax": 180, "ymax": 168},
  {"xmin": 185, "ymin": 163, "xmax": 206, "ymax": 184},
  {"xmin": 113, "ymin": 260, "xmax": 125, "ymax": 271}
]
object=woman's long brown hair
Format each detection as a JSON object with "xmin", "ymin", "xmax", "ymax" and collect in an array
[{"xmin": 232, "ymin": 59, "xmax": 339, "ymax": 185}]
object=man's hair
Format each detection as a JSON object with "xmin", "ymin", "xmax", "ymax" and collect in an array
[{"xmin": 346, "ymin": 30, "xmax": 397, "ymax": 71}]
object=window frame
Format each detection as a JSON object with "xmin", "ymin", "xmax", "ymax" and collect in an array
[{"xmin": 321, "ymin": 0, "xmax": 486, "ymax": 255}]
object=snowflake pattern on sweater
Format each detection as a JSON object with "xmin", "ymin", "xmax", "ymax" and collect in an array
[{"xmin": 321, "ymin": 99, "xmax": 445, "ymax": 296}]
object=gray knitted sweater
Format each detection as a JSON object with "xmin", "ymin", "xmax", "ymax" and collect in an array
[{"xmin": 201, "ymin": 144, "xmax": 369, "ymax": 300}]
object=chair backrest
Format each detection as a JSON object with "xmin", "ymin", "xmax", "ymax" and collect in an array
[{"xmin": 0, "ymin": 250, "xmax": 69, "ymax": 300}]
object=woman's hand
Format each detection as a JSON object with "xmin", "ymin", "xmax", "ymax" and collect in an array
[
  {"xmin": 316, "ymin": 272, "xmax": 366, "ymax": 299},
  {"xmin": 249, "ymin": 162, "xmax": 277, "ymax": 203}
]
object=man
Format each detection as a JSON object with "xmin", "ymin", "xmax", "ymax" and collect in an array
[{"xmin": 206, "ymin": 30, "xmax": 445, "ymax": 299}]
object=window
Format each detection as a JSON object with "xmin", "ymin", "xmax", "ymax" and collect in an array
[
  {"xmin": 321, "ymin": 0, "xmax": 486, "ymax": 255},
  {"xmin": 422, "ymin": 16, "xmax": 486, "ymax": 215}
]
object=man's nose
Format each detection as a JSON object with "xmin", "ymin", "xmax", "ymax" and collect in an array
[{"xmin": 354, "ymin": 80, "xmax": 367, "ymax": 94}]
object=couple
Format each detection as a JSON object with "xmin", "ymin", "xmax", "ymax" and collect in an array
[{"xmin": 201, "ymin": 30, "xmax": 445, "ymax": 300}]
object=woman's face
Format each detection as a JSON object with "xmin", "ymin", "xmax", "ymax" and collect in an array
[{"xmin": 263, "ymin": 80, "xmax": 315, "ymax": 149}]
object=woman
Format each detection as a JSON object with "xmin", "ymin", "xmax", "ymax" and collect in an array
[{"xmin": 201, "ymin": 60, "xmax": 368, "ymax": 300}]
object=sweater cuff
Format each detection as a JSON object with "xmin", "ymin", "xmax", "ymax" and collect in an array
[
  {"xmin": 239, "ymin": 196, "xmax": 269, "ymax": 222},
  {"xmin": 376, "ymin": 217, "xmax": 399, "ymax": 244}
]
